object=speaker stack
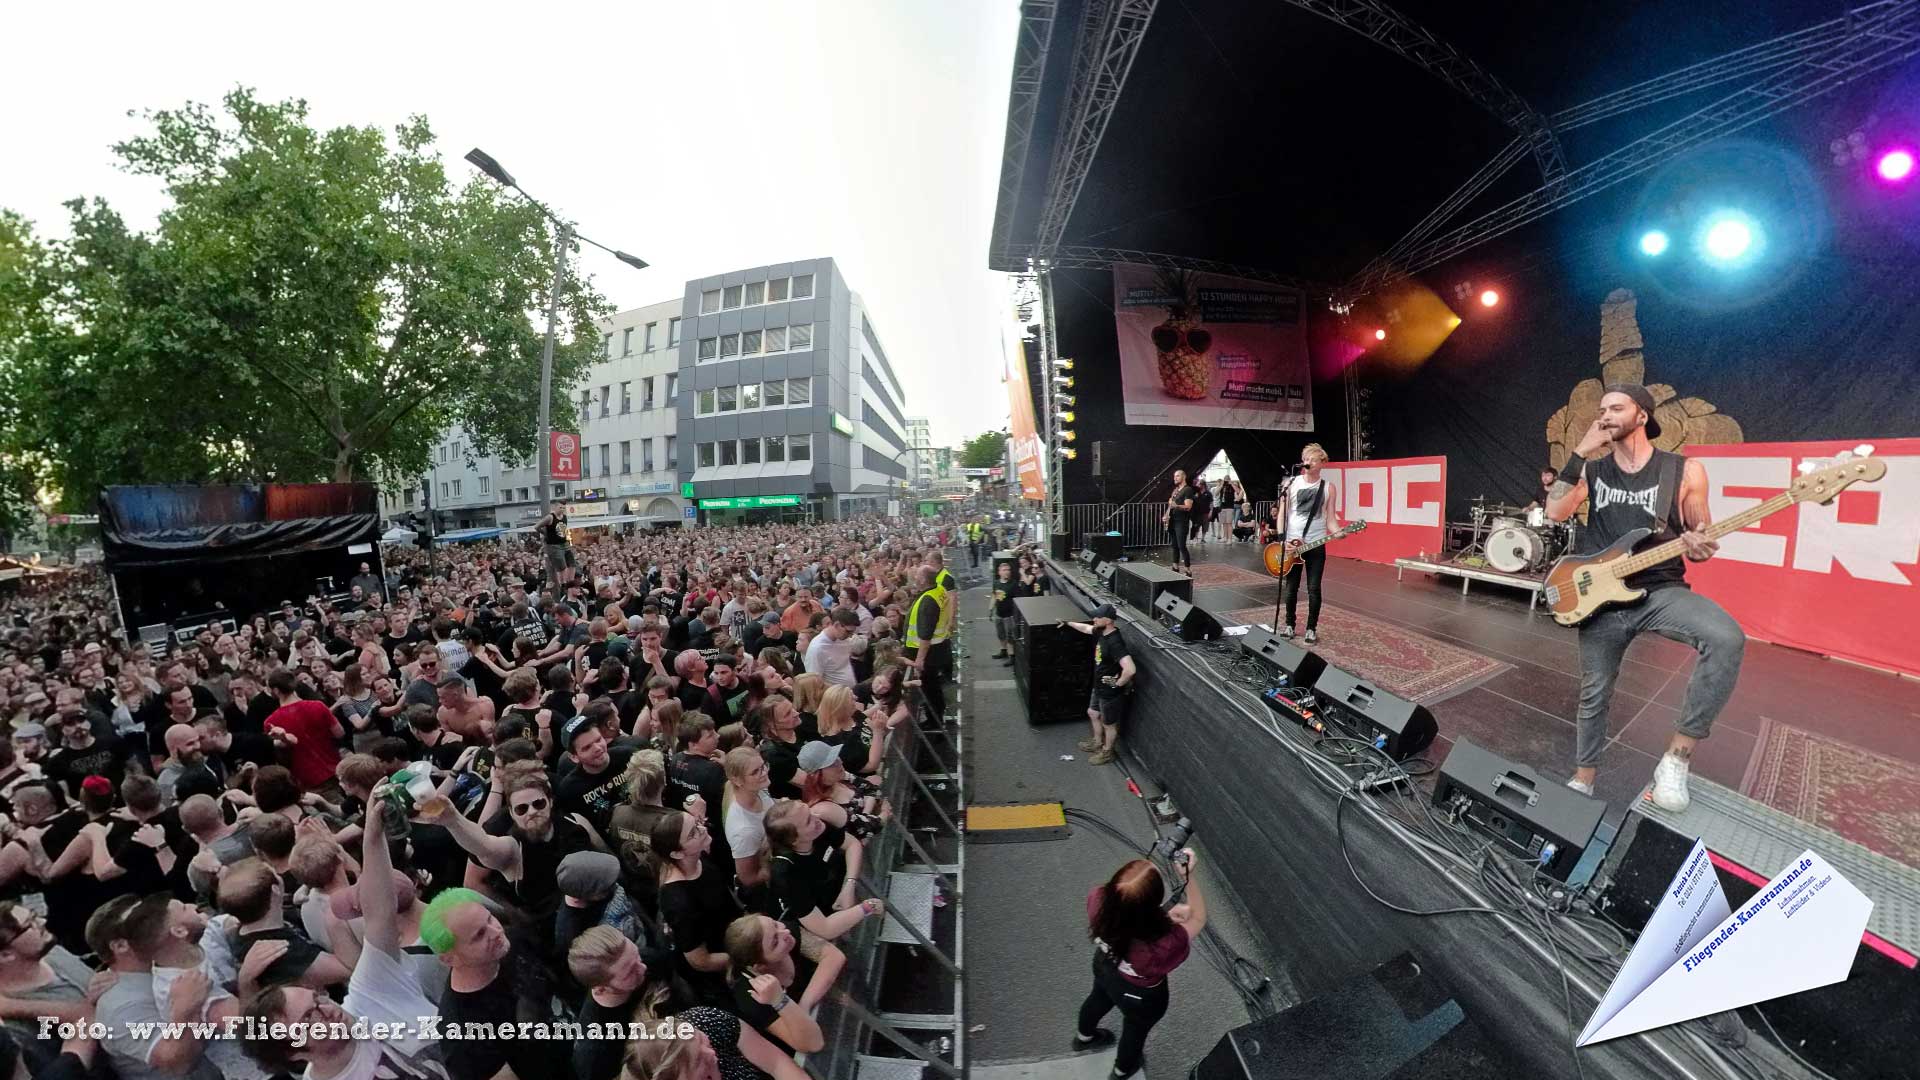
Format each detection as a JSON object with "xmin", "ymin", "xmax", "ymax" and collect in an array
[
  {"xmin": 1010, "ymin": 594, "xmax": 1095, "ymax": 725},
  {"xmin": 1111, "ymin": 562, "xmax": 1191, "ymax": 617}
]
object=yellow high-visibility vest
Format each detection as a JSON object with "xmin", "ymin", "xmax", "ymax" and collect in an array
[{"xmin": 907, "ymin": 584, "xmax": 948, "ymax": 649}]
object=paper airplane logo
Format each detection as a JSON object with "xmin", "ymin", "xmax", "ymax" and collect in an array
[{"xmin": 1579, "ymin": 840, "xmax": 1872, "ymax": 1045}]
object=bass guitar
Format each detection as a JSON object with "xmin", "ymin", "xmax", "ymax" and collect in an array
[
  {"xmin": 1263, "ymin": 521, "xmax": 1368, "ymax": 577},
  {"xmin": 1543, "ymin": 446, "xmax": 1885, "ymax": 627}
]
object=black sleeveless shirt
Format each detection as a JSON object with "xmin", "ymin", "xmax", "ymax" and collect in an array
[
  {"xmin": 1579, "ymin": 449, "xmax": 1688, "ymax": 592},
  {"xmin": 542, "ymin": 516, "xmax": 566, "ymax": 545}
]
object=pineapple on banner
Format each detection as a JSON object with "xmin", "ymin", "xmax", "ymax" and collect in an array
[{"xmin": 1111, "ymin": 261, "xmax": 1313, "ymax": 431}]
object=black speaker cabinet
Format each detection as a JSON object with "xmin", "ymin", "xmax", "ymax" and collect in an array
[
  {"xmin": 1089, "ymin": 532, "xmax": 1124, "ymax": 563},
  {"xmin": 1191, "ymin": 953, "xmax": 1505, "ymax": 1080},
  {"xmin": 1153, "ymin": 593, "xmax": 1223, "ymax": 641},
  {"xmin": 1011, "ymin": 595, "xmax": 1095, "ymax": 725},
  {"xmin": 1431, "ymin": 737, "xmax": 1602, "ymax": 882},
  {"xmin": 1111, "ymin": 562, "xmax": 1191, "ymax": 616},
  {"xmin": 1049, "ymin": 533, "xmax": 1071, "ymax": 560},
  {"xmin": 1237, "ymin": 627, "xmax": 1326, "ymax": 690},
  {"xmin": 1311, "ymin": 665, "xmax": 1437, "ymax": 760}
]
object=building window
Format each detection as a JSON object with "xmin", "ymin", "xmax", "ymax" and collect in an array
[
  {"xmin": 643, "ymin": 322, "xmax": 656, "ymax": 351},
  {"xmin": 440, "ymin": 481, "xmax": 448, "ymax": 499},
  {"xmin": 790, "ymin": 324, "xmax": 813, "ymax": 350},
  {"xmin": 666, "ymin": 436, "xmax": 677, "ymax": 469},
  {"xmin": 764, "ymin": 380, "xmax": 786, "ymax": 407},
  {"xmin": 581, "ymin": 445, "xmax": 591, "ymax": 475},
  {"xmin": 553, "ymin": 483, "xmax": 566, "ymax": 497},
  {"xmin": 642, "ymin": 439, "xmax": 655, "ymax": 472},
  {"xmin": 697, "ymin": 388, "xmax": 716, "ymax": 415},
  {"xmin": 745, "ymin": 281, "xmax": 765, "ymax": 306},
  {"xmin": 719, "ymin": 440, "xmax": 739, "ymax": 466},
  {"xmin": 619, "ymin": 381, "xmax": 631, "ymax": 414},
  {"xmin": 768, "ymin": 278, "xmax": 789, "ymax": 302},
  {"xmin": 599, "ymin": 386, "xmax": 610, "ymax": 418},
  {"xmin": 452, "ymin": 479, "xmax": 462, "ymax": 496},
  {"xmin": 764, "ymin": 434, "xmax": 786, "ymax": 462},
  {"xmin": 719, "ymin": 334, "xmax": 739, "ymax": 358},
  {"xmin": 790, "ymin": 433, "xmax": 813, "ymax": 461},
  {"xmin": 697, "ymin": 442, "xmax": 716, "ymax": 468},
  {"xmin": 668, "ymin": 317, "xmax": 681, "ymax": 347},
  {"xmin": 698, "ymin": 337, "xmax": 717, "ymax": 361},
  {"xmin": 579, "ymin": 391, "xmax": 592, "ymax": 423},
  {"xmin": 764, "ymin": 326, "xmax": 787, "ymax": 353},
  {"xmin": 700, "ymin": 289, "xmax": 721, "ymax": 314},
  {"xmin": 667, "ymin": 373, "xmax": 678, "ymax": 400},
  {"xmin": 621, "ymin": 328, "xmax": 633, "ymax": 356},
  {"xmin": 740, "ymin": 383, "xmax": 761, "ymax": 410},
  {"xmin": 600, "ymin": 443, "xmax": 611, "ymax": 476},
  {"xmin": 620, "ymin": 441, "xmax": 632, "ymax": 474},
  {"xmin": 641, "ymin": 377, "xmax": 655, "ymax": 410},
  {"xmin": 478, "ymin": 476, "xmax": 489, "ymax": 494},
  {"xmin": 788, "ymin": 378, "xmax": 812, "ymax": 405},
  {"xmin": 741, "ymin": 330, "xmax": 761, "ymax": 356},
  {"xmin": 792, "ymin": 273, "xmax": 815, "ymax": 299},
  {"xmin": 741, "ymin": 437, "xmax": 762, "ymax": 464},
  {"xmin": 404, "ymin": 489, "xmax": 415, "ymax": 508},
  {"xmin": 602, "ymin": 333, "xmax": 613, "ymax": 358},
  {"xmin": 718, "ymin": 386, "xmax": 737, "ymax": 412},
  {"xmin": 722, "ymin": 285, "xmax": 742, "ymax": 309}
]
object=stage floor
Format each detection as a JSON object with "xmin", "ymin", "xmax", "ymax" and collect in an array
[{"xmin": 1156, "ymin": 539, "xmax": 1920, "ymax": 872}]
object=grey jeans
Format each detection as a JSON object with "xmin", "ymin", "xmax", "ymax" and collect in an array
[{"xmin": 1575, "ymin": 585, "xmax": 1745, "ymax": 769}]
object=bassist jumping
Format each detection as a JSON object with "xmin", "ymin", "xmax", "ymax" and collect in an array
[{"xmin": 1546, "ymin": 385, "xmax": 1744, "ymax": 812}]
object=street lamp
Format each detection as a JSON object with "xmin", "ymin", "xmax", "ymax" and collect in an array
[{"xmin": 465, "ymin": 147, "xmax": 648, "ymax": 522}]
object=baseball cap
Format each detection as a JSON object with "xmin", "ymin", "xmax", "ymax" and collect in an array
[
  {"xmin": 418, "ymin": 888, "xmax": 490, "ymax": 955},
  {"xmin": 555, "ymin": 850, "xmax": 621, "ymax": 899},
  {"xmin": 1603, "ymin": 383, "xmax": 1662, "ymax": 439},
  {"xmin": 12, "ymin": 723, "xmax": 45, "ymax": 739},
  {"xmin": 797, "ymin": 741, "xmax": 841, "ymax": 772},
  {"xmin": 607, "ymin": 637, "xmax": 632, "ymax": 658},
  {"xmin": 1091, "ymin": 603, "xmax": 1118, "ymax": 621},
  {"xmin": 560, "ymin": 714, "xmax": 598, "ymax": 751}
]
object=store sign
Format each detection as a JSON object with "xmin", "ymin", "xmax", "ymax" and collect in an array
[
  {"xmin": 681, "ymin": 482, "xmax": 697, "ymax": 497},
  {"xmin": 573, "ymin": 487, "xmax": 607, "ymax": 500},
  {"xmin": 830, "ymin": 412, "xmax": 855, "ymax": 437},
  {"xmin": 565, "ymin": 501, "xmax": 608, "ymax": 517},
  {"xmin": 699, "ymin": 495, "xmax": 804, "ymax": 509},
  {"xmin": 615, "ymin": 481, "xmax": 676, "ymax": 496},
  {"xmin": 550, "ymin": 432, "xmax": 581, "ymax": 480}
]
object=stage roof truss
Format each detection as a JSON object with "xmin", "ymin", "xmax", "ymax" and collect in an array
[
  {"xmin": 989, "ymin": 0, "xmax": 1060, "ymax": 266},
  {"xmin": 1033, "ymin": 0, "xmax": 1160, "ymax": 257},
  {"xmin": 1006, "ymin": 243, "xmax": 1332, "ymax": 295}
]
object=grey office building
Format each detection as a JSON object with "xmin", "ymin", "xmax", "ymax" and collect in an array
[{"xmin": 677, "ymin": 257, "xmax": 913, "ymax": 522}]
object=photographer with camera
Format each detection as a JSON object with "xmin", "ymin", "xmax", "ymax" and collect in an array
[
  {"xmin": 1058, "ymin": 604, "xmax": 1134, "ymax": 767},
  {"xmin": 1075, "ymin": 850, "xmax": 1206, "ymax": 1079}
]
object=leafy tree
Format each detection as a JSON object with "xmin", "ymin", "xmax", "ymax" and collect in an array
[
  {"xmin": 0, "ymin": 88, "xmax": 609, "ymax": 503},
  {"xmin": 958, "ymin": 430, "xmax": 1008, "ymax": 469}
]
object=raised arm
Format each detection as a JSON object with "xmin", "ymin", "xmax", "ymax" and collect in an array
[{"xmin": 360, "ymin": 787, "xmax": 400, "ymax": 954}]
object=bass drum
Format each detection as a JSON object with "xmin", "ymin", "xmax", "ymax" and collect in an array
[{"xmin": 1486, "ymin": 526, "xmax": 1545, "ymax": 573}]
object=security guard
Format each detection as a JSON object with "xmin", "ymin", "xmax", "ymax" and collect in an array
[
  {"xmin": 905, "ymin": 565, "xmax": 951, "ymax": 720},
  {"xmin": 966, "ymin": 519, "xmax": 985, "ymax": 567}
]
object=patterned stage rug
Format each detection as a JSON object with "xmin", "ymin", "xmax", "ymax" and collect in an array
[
  {"xmin": 1741, "ymin": 718, "xmax": 1920, "ymax": 869},
  {"xmin": 1219, "ymin": 604, "xmax": 1510, "ymax": 705},
  {"xmin": 1185, "ymin": 562, "xmax": 1275, "ymax": 589}
]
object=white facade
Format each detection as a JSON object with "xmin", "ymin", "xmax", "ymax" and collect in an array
[
  {"xmin": 906, "ymin": 416, "xmax": 934, "ymax": 491},
  {"xmin": 573, "ymin": 298, "xmax": 690, "ymax": 524}
]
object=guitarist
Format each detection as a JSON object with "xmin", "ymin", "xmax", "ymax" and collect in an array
[
  {"xmin": 1546, "ymin": 385, "xmax": 1745, "ymax": 812},
  {"xmin": 1278, "ymin": 443, "xmax": 1343, "ymax": 645}
]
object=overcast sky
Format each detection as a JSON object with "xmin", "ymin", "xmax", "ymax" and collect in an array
[{"xmin": 1, "ymin": 0, "xmax": 1020, "ymax": 450}]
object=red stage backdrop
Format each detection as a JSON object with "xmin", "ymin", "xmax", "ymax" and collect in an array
[
  {"xmin": 1685, "ymin": 439, "xmax": 1918, "ymax": 677},
  {"xmin": 1312, "ymin": 455, "xmax": 1448, "ymax": 566}
]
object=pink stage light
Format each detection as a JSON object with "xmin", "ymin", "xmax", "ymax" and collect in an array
[
  {"xmin": 1878, "ymin": 149, "xmax": 1914, "ymax": 182},
  {"xmin": 1479, "ymin": 289, "xmax": 1500, "ymax": 308}
]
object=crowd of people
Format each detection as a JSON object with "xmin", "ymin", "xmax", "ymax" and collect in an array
[{"xmin": 0, "ymin": 513, "xmax": 1023, "ymax": 1080}]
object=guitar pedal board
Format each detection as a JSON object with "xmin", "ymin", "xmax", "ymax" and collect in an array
[{"xmin": 1260, "ymin": 684, "xmax": 1326, "ymax": 734}]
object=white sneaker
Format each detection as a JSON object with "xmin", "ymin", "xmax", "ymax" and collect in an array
[
  {"xmin": 1566, "ymin": 777, "xmax": 1595, "ymax": 796},
  {"xmin": 1651, "ymin": 753, "xmax": 1692, "ymax": 812}
]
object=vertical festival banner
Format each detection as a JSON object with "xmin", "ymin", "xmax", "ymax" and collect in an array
[
  {"xmin": 1111, "ymin": 262, "xmax": 1312, "ymax": 430},
  {"xmin": 550, "ymin": 431, "xmax": 582, "ymax": 481},
  {"xmin": 1005, "ymin": 331, "xmax": 1045, "ymax": 502}
]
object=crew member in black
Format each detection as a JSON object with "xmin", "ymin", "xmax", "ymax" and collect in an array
[
  {"xmin": 1546, "ymin": 384, "xmax": 1744, "ymax": 813},
  {"xmin": 1060, "ymin": 605, "xmax": 1135, "ymax": 767},
  {"xmin": 1161, "ymin": 470, "xmax": 1196, "ymax": 574},
  {"xmin": 989, "ymin": 562, "xmax": 1023, "ymax": 664}
]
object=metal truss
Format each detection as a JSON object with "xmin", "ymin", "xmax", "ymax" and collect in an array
[
  {"xmin": 1277, "ymin": 0, "xmax": 1566, "ymax": 184},
  {"xmin": 1003, "ymin": 243, "xmax": 1332, "ymax": 295},
  {"xmin": 989, "ymin": 0, "xmax": 1060, "ymax": 270},
  {"xmin": 1032, "ymin": 0, "xmax": 1159, "ymax": 256},
  {"xmin": 1345, "ymin": 0, "xmax": 1920, "ymax": 297}
]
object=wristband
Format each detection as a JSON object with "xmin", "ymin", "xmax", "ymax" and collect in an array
[
  {"xmin": 1556, "ymin": 458, "xmax": 1585, "ymax": 486},
  {"xmin": 774, "ymin": 992, "xmax": 795, "ymax": 1011}
]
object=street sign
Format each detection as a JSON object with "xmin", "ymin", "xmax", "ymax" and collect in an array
[
  {"xmin": 681, "ymin": 482, "xmax": 696, "ymax": 497},
  {"xmin": 683, "ymin": 506, "xmax": 697, "ymax": 520},
  {"xmin": 551, "ymin": 432, "xmax": 581, "ymax": 480}
]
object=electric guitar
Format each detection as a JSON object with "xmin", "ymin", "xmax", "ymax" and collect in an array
[
  {"xmin": 1263, "ymin": 521, "xmax": 1368, "ymax": 577},
  {"xmin": 1543, "ymin": 446, "xmax": 1885, "ymax": 627}
]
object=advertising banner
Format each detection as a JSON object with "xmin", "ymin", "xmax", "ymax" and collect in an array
[
  {"xmin": 550, "ymin": 431, "xmax": 582, "ymax": 481},
  {"xmin": 1006, "ymin": 334, "xmax": 1045, "ymax": 501},
  {"xmin": 1684, "ymin": 439, "xmax": 1918, "ymax": 677},
  {"xmin": 1305, "ymin": 455, "xmax": 1448, "ymax": 566},
  {"xmin": 1111, "ymin": 262, "xmax": 1312, "ymax": 430}
]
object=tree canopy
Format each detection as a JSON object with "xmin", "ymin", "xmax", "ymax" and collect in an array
[
  {"xmin": 0, "ymin": 88, "xmax": 610, "ymax": 509},
  {"xmin": 959, "ymin": 429, "xmax": 1008, "ymax": 469}
]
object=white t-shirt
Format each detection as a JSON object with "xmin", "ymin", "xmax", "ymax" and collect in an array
[
  {"xmin": 804, "ymin": 632, "xmax": 867, "ymax": 688},
  {"xmin": 1283, "ymin": 478, "xmax": 1330, "ymax": 544},
  {"xmin": 152, "ymin": 947, "xmax": 272, "ymax": 1080},
  {"xmin": 724, "ymin": 790, "xmax": 774, "ymax": 859},
  {"xmin": 312, "ymin": 943, "xmax": 448, "ymax": 1080}
]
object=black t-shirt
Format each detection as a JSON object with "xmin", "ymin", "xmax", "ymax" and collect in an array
[
  {"xmin": 727, "ymin": 955, "xmax": 818, "ymax": 1056},
  {"xmin": 463, "ymin": 654, "xmax": 506, "ymax": 710},
  {"xmin": 668, "ymin": 752, "xmax": 730, "ymax": 865},
  {"xmin": 770, "ymin": 822, "xmax": 849, "ymax": 932},
  {"xmin": 234, "ymin": 925, "xmax": 326, "ymax": 990},
  {"xmin": 439, "ymin": 948, "xmax": 554, "ymax": 1080},
  {"xmin": 1094, "ymin": 628, "xmax": 1132, "ymax": 699},
  {"xmin": 481, "ymin": 814, "xmax": 597, "ymax": 918},
  {"xmin": 555, "ymin": 746, "xmax": 635, "ymax": 835},
  {"xmin": 658, "ymin": 862, "xmax": 743, "ymax": 991},
  {"xmin": 674, "ymin": 680, "xmax": 711, "ymax": 717},
  {"xmin": 991, "ymin": 576, "xmax": 1024, "ymax": 618},
  {"xmin": 759, "ymin": 737, "xmax": 803, "ymax": 800},
  {"xmin": 1168, "ymin": 484, "xmax": 1197, "ymax": 524},
  {"xmin": 44, "ymin": 739, "xmax": 133, "ymax": 799},
  {"xmin": 574, "ymin": 993, "xmax": 636, "ymax": 1080},
  {"xmin": 818, "ymin": 721, "xmax": 876, "ymax": 776},
  {"xmin": 508, "ymin": 615, "xmax": 550, "ymax": 652}
]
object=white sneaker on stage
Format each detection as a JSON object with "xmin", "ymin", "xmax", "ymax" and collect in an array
[
  {"xmin": 1651, "ymin": 753, "xmax": 1692, "ymax": 812},
  {"xmin": 1566, "ymin": 777, "xmax": 1595, "ymax": 796}
]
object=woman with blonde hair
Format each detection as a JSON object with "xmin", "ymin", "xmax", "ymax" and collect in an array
[
  {"xmin": 788, "ymin": 672, "xmax": 826, "ymax": 720},
  {"xmin": 1274, "ymin": 442, "xmax": 1344, "ymax": 645},
  {"xmin": 814, "ymin": 685, "xmax": 889, "ymax": 777},
  {"xmin": 721, "ymin": 745, "xmax": 774, "ymax": 888}
]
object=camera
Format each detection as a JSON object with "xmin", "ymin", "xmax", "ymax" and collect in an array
[{"xmin": 1152, "ymin": 816, "xmax": 1193, "ymax": 868}]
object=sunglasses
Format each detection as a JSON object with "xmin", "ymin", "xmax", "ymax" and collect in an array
[
  {"xmin": 510, "ymin": 797, "xmax": 549, "ymax": 817},
  {"xmin": 1150, "ymin": 326, "xmax": 1212, "ymax": 353}
]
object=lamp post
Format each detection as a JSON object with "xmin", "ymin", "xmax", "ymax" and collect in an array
[{"xmin": 464, "ymin": 148, "xmax": 648, "ymax": 523}]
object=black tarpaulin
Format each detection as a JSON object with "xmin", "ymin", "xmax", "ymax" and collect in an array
[{"xmin": 100, "ymin": 484, "xmax": 381, "ymax": 570}]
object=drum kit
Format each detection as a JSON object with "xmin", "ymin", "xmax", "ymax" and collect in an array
[{"xmin": 1465, "ymin": 497, "xmax": 1574, "ymax": 574}]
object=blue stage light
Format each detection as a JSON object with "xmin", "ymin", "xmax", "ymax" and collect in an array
[
  {"xmin": 1639, "ymin": 230, "xmax": 1670, "ymax": 256},
  {"xmin": 1698, "ymin": 211, "xmax": 1761, "ymax": 267}
]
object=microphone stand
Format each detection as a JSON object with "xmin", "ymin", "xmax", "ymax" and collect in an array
[{"xmin": 1270, "ymin": 464, "xmax": 1298, "ymax": 632}]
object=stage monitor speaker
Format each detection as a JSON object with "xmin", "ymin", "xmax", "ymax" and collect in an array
[
  {"xmin": 1111, "ymin": 562, "xmax": 1191, "ymax": 617},
  {"xmin": 1153, "ymin": 593, "xmax": 1223, "ymax": 641},
  {"xmin": 1431, "ymin": 737, "xmax": 1602, "ymax": 882},
  {"xmin": 1237, "ymin": 627, "xmax": 1327, "ymax": 691},
  {"xmin": 1311, "ymin": 665, "xmax": 1437, "ymax": 760},
  {"xmin": 1076, "ymin": 548, "xmax": 1098, "ymax": 569},
  {"xmin": 1096, "ymin": 562, "xmax": 1117, "ymax": 589},
  {"xmin": 1191, "ymin": 952, "xmax": 1504, "ymax": 1080},
  {"xmin": 1089, "ymin": 532, "xmax": 1124, "ymax": 564},
  {"xmin": 1011, "ymin": 595, "xmax": 1095, "ymax": 725},
  {"xmin": 1049, "ymin": 533, "xmax": 1070, "ymax": 560}
]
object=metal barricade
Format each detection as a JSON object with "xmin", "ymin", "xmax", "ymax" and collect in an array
[{"xmin": 1063, "ymin": 500, "xmax": 1278, "ymax": 552}]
